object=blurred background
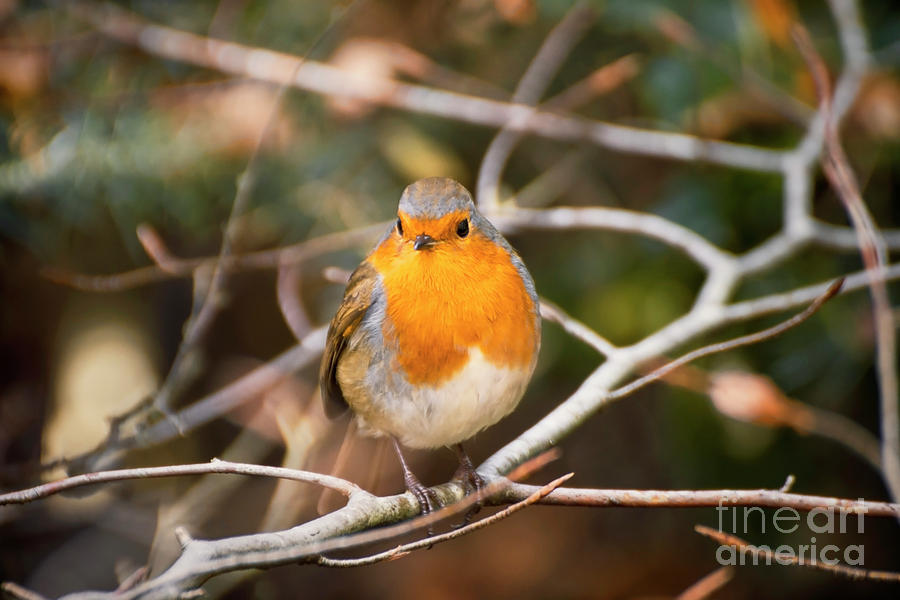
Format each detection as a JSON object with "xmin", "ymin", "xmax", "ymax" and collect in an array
[{"xmin": 1, "ymin": 0, "xmax": 899, "ymax": 598}]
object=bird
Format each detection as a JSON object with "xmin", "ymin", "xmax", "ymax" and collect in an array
[{"xmin": 319, "ymin": 177, "xmax": 541, "ymax": 515}]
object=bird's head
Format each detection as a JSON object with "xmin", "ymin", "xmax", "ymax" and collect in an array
[{"xmin": 393, "ymin": 177, "xmax": 478, "ymax": 252}]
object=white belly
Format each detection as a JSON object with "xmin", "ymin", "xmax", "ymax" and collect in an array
[{"xmin": 353, "ymin": 347, "xmax": 533, "ymax": 449}]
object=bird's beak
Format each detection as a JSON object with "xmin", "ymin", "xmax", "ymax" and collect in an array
[{"xmin": 413, "ymin": 234, "xmax": 436, "ymax": 250}]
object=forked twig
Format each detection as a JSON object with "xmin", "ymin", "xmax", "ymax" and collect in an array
[{"xmin": 605, "ymin": 278, "xmax": 843, "ymax": 403}]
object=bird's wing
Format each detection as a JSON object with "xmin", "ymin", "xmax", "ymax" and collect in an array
[{"xmin": 319, "ymin": 260, "xmax": 377, "ymax": 418}]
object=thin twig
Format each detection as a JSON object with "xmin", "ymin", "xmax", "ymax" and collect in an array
[
  {"xmin": 780, "ymin": 475, "xmax": 797, "ymax": 493},
  {"xmin": 0, "ymin": 460, "xmax": 362, "ymax": 505},
  {"xmin": 605, "ymin": 279, "xmax": 843, "ymax": 403},
  {"xmin": 0, "ymin": 583, "xmax": 50, "ymax": 600},
  {"xmin": 42, "ymin": 221, "xmax": 386, "ymax": 292},
  {"xmin": 695, "ymin": 525, "xmax": 900, "ymax": 582},
  {"xmin": 807, "ymin": 405, "xmax": 882, "ymax": 471},
  {"xmin": 148, "ymin": 0, "xmax": 353, "ymax": 419},
  {"xmin": 541, "ymin": 54, "xmax": 640, "ymax": 111},
  {"xmin": 721, "ymin": 263, "xmax": 900, "ymax": 324},
  {"xmin": 276, "ymin": 260, "xmax": 312, "ymax": 342},
  {"xmin": 60, "ymin": 330, "xmax": 325, "ymax": 473},
  {"xmin": 675, "ymin": 566, "xmax": 734, "ymax": 600},
  {"xmin": 793, "ymin": 21, "xmax": 900, "ymax": 503},
  {"xmin": 540, "ymin": 298, "xmax": 618, "ymax": 357},
  {"xmin": 502, "ymin": 483, "xmax": 900, "ymax": 517},
  {"xmin": 476, "ymin": 2, "xmax": 595, "ymax": 208},
  {"xmin": 136, "ymin": 224, "xmax": 180, "ymax": 274},
  {"xmin": 315, "ymin": 473, "xmax": 573, "ymax": 567}
]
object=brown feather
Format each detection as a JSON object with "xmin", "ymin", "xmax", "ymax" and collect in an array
[{"xmin": 319, "ymin": 260, "xmax": 377, "ymax": 418}]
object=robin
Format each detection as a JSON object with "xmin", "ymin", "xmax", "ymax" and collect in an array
[{"xmin": 319, "ymin": 177, "xmax": 541, "ymax": 515}]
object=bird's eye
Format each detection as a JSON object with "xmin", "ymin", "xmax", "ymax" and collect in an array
[
  {"xmin": 456, "ymin": 219, "xmax": 469, "ymax": 238},
  {"xmin": 396, "ymin": 218, "xmax": 403, "ymax": 236}
]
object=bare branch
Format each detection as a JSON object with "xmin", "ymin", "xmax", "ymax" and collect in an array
[
  {"xmin": 0, "ymin": 460, "xmax": 362, "ymax": 505},
  {"xmin": 68, "ymin": 1, "xmax": 787, "ymax": 172},
  {"xmin": 605, "ymin": 279, "xmax": 842, "ymax": 403},
  {"xmin": 490, "ymin": 206, "xmax": 734, "ymax": 272},
  {"xmin": 62, "ymin": 329, "xmax": 325, "ymax": 473},
  {"xmin": 476, "ymin": 2, "xmax": 595, "ymax": 209},
  {"xmin": 721, "ymin": 263, "xmax": 900, "ymax": 323},
  {"xmin": 481, "ymin": 279, "xmax": 844, "ymax": 477},
  {"xmin": 276, "ymin": 261, "xmax": 312, "ymax": 342},
  {"xmin": 541, "ymin": 54, "xmax": 641, "ymax": 112},
  {"xmin": 505, "ymin": 484, "xmax": 900, "ymax": 518},
  {"xmin": 540, "ymin": 299, "xmax": 618, "ymax": 357},
  {"xmin": 136, "ymin": 224, "xmax": 180, "ymax": 274},
  {"xmin": 807, "ymin": 405, "xmax": 883, "ymax": 471},
  {"xmin": 315, "ymin": 473, "xmax": 572, "ymax": 568},
  {"xmin": 793, "ymin": 19, "xmax": 900, "ymax": 502},
  {"xmin": 46, "ymin": 478, "xmax": 900, "ymax": 599},
  {"xmin": 43, "ymin": 222, "xmax": 386, "ymax": 292},
  {"xmin": 695, "ymin": 525, "xmax": 900, "ymax": 582},
  {"xmin": 1, "ymin": 582, "xmax": 51, "ymax": 600}
]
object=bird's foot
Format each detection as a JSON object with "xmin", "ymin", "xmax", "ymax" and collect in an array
[
  {"xmin": 404, "ymin": 469, "xmax": 440, "ymax": 515},
  {"xmin": 392, "ymin": 437, "xmax": 441, "ymax": 535},
  {"xmin": 403, "ymin": 469, "xmax": 441, "ymax": 536},
  {"xmin": 452, "ymin": 444, "xmax": 485, "ymax": 526}
]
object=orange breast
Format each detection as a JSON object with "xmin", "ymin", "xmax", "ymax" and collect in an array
[{"xmin": 369, "ymin": 233, "xmax": 537, "ymax": 386}]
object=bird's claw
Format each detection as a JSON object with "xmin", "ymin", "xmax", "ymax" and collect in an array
[
  {"xmin": 404, "ymin": 472, "xmax": 441, "ymax": 536},
  {"xmin": 452, "ymin": 453, "xmax": 486, "ymax": 526}
]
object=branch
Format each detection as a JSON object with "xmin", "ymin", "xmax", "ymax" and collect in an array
[
  {"xmin": 42, "ymin": 222, "xmax": 386, "ymax": 292},
  {"xmin": 33, "ymin": 480, "xmax": 899, "ymax": 599},
  {"xmin": 1, "ymin": 583, "xmax": 49, "ymax": 600},
  {"xmin": 676, "ymin": 567, "xmax": 734, "ymax": 600},
  {"xmin": 276, "ymin": 260, "xmax": 312, "ymax": 341},
  {"xmin": 540, "ymin": 298, "xmax": 618, "ymax": 357},
  {"xmin": 489, "ymin": 205, "xmax": 734, "ymax": 272},
  {"xmin": 476, "ymin": 2, "xmax": 595, "ymax": 209},
  {"xmin": 480, "ymin": 277, "xmax": 843, "ymax": 477},
  {"xmin": 68, "ymin": 1, "xmax": 787, "ymax": 172},
  {"xmin": 793, "ymin": 19, "xmax": 900, "ymax": 503},
  {"xmin": 136, "ymin": 0, "xmax": 347, "ymax": 418},
  {"xmin": 695, "ymin": 525, "xmax": 900, "ymax": 582},
  {"xmin": 315, "ymin": 473, "xmax": 572, "ymax": 568},
  {"xmin": 62, "ymin": 329, "xmax": 325, "ymax": 473},
  {"xmin": 721, "ymin": 263, "xmax": 900, "ymax": 324},
  {"xmin": 605, "ymin": 279, "xmax": 842, "ymax": 403},
  {"xmin": 505, "ymin": 485, "xmax": 900, "ymax": 518},
  {"xmin": 0, "ymin": 460, "xmax": 362, "ymax": 506}
]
